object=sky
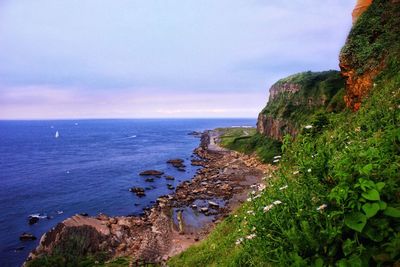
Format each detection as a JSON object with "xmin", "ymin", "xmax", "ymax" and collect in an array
[{"xmin": 0, "ymin": 0, "xmax": 356, "ymax": 119}]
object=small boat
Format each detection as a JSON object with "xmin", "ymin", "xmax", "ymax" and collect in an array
[{"xmin": 55, "ymin": 131, "xmax": 60, "ymax": 138}]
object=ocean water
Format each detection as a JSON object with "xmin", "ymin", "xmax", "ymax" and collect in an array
[{"xmin": 0, "ymin": 119, "xmax": 255, "ymax": 267}]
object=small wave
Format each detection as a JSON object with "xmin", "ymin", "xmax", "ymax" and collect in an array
[
  {"xmin": 126, "ymin": 135, "xmax": 137, "ymax": 139},
  {"xmin": 28, "ymin": 213, "xmax": 47, "ymax": 219}
]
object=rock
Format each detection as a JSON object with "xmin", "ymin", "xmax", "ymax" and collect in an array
[
  {"xmin": 165, "ymin": 175, "xmax": 175, "ymax": 180},
  {"xmin": 352, "ymin": 0, "xmax": 372, "ymax": 23},
  {"xmin": 129, "ymin": 187, "xmax": 146, "ymax": 197},
  {"xmin": 200, "ymin": 207, "xmax": 208, "ymax": 213},
  {"xmin": 208, "ymin": 201, "xmax": 219, "ymax": 208},
  {"xmin": 145, "ymin": 178, "xmax": 154, "ymax": 182},
  {"xmin": 139, "ymin": 170, "xmax": 164, "ymax": 176},
  {"xmin": 167, "ymin": 184, "xmax": 175, "ymax": 190},
  {"xmin": 188, "ymin": 131, "xmax": 202, "ymax": 137},
  {"xmin": 191, "ymin": 160, "xmax": 204, "ymax": 166},
  {"xmin": 97, "ymin": 214, "xmax": 109, "ymax": 221},
  {"xmin": 80, "ymin": 213, "xmax": 89, "ymax": 217},
  {"xmin": 167, "ymin": 159, "xmax": 185, "ymax": 167},
  {"xmin": 28, "ymin": 217, "xmax": 39, "ymax": 225},
  {"xmin": 221, "ymin": 184, "xmax": 231, "ymax": 191},
  {"xmin": 20, "ymin": 233, "xmax": 36, "ymax": 241}
]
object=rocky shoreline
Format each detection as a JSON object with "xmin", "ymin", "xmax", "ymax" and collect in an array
[{"xmin": 24, "ymin": 129, "xmax": 273, "ymax": 265}]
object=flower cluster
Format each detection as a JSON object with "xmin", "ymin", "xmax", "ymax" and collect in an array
[{"xmin": 263, "ymin": 200, "xmax": 283, "ymax": 213}]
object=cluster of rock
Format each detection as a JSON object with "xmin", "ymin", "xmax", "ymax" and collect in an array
[
  {"xmin": 131, "ymin": 158, "xmax": 191, "ymax": 197},
  {"xmin": 25, "ymin": 130, "xmax": 272, "ymax": 265}
]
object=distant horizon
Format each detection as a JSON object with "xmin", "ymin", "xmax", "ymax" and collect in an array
[
  {"xmin": 0, "ymin": 117, "xmax": 257, "ymax": 121},
  {"xmin": 0, "ymin": 1, "xmax": 356, "ymax": 119}
]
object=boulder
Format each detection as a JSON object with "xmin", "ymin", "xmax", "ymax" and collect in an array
[
  {"xmin": 139, "ymin": 170, "xmax": 164, "ymax": 176},
  {"xmin": 208, "ymin": 201, "xmax": 219, "ymax": 208},
  {"xmin": 129, "ymin": 187, "xmax": 146, "ymax": 197},
  {"xmin": 20, "ymin": 233, "xmax": 37, "ymax": 241},
  {"xmin": 167, "ymin": 159, "xmax": 186, "ymax": 169},
  {"xmin": 165, "ymin": 175, "xmax": 175, "ymax": 180},
  {"xmin": 28, "ymin": 217, "xmax": 39, "ymax": 225}
]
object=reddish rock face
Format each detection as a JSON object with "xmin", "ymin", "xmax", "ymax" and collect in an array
[
  {"xmin": 339, "ymin": 58, "xmax": 383, "ymax": 111},
  {"xmin": 352, "ymin": 0, "xmax": 373, "ymax": 23}
]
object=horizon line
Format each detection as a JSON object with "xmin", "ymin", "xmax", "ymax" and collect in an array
[{"xmin": 0, "ymin": 117, "xmax": 257, "ymax": 121}]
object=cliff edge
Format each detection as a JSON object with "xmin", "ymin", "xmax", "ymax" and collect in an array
[
  {"xmin": 340, "ymin": 0, "xmax": 400, "ymax": 111},
  {"xmin": 257, "ymin": 71, "xmax": 345, "ymax": 140}
]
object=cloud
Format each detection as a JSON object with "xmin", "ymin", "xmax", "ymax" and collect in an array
[
  {"xmin": 0, "ymin": 0, "xmax": 356, "ymax": 118},
  {"xmin": 0, "ymin": 85, "xmax": 266, "ymax": 119}
]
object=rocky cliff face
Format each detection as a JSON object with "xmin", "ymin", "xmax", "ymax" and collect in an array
[
  {"xmin": 340, "ymin": 0, "xmax": 400, "ymax": 111},
  {"xmin": 257, "ymin": 71, "xmax": 345, "ymax": 140},
  {"xmin": 352, "ymin": 0, "xmax": 373, "ymax": 23}
]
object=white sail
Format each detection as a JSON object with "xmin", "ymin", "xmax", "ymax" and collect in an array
[{"xmin": 55, "ymin": 131, "xmax": 59, "ymax": 138}]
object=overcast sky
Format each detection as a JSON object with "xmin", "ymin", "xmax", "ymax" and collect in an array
[{"xmin": 0, "ymin": 0, "xmax": 356, "ymax": 119}]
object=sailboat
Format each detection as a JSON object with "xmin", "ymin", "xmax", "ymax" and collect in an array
[{"xmin": 55, "ymin": 131, "xmax": 60, "ymax": 138}]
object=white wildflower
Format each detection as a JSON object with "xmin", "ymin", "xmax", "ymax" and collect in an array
[
  {"xmin": 234, "ymin": 215, "xmax": 238, "ymax": 218},
  {"xmin": 258, "ymin": 184, "xmax": 266, "ymax": 191},
  {"xmin": 317, "ymin": 204, "xmax": 328, "ymax": 212},
  {"xmin": 246, "ymin": 234, "xmax": 256, "ymax": 240},
  {"xmin": 273, "ymin": 200, "xmax": 283, "ymax": 205},
  {"xmin": 253, "ymin": 194, "xmax": 261, "ymax": 199},
  {"xmin": 273, "ymin": 155, "xmax": 282, "ymax": 159},
  {"xmin": 305, "ymin": 125, "xmax": 313, "ymax": 129},
  {"xmin": 235, "ymin": 238, "xmax": 244, "ymax": 245},
  {"xmin": 293, "ymin": 171, "xmax": 299, "ymax": 175},
  {"xmin": 247, "ymin": 210, "xmax": 255, "ymax": 216},
  {"xmin": 279, "ymin": 185, "xmax": 288, "ymax": 190},
  {"xmin": 251, "ymin": 226, "xmax": 256, "ymax": 232},
  {"xmin": 273, "ymin": 159, "xmax": 280, "ymax": 163},
  {"xmin": 263, "ymin": 204, "xmax": 274, "ymax": 213},
  {"xmin": 307, "ymin": 168, "xmax": 312, "ymax": 173}
]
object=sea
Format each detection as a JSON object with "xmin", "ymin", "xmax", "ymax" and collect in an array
[{"xmin": 0, "ymin": 119, "xmax": 255, "ymax": 267}]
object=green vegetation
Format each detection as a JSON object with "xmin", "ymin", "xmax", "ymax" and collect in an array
[
  {"xmin": 170, "ymin": 54, "xmax": 400, "ymax": 267},
  {"xmin": 217, "ymin": 128, "xmax": 282, "ymax": 163},
  {"xmin": 261, "ymin": 70, "xmax": 345, "ymax": 133},
  {"xmin": 169, "ymin": 2, "xmax": 400, "ymax": 265},
  {"xmin": 27, "ymin": 256, "xmax": 131, "ymax": 267},
  {"xmin": 341, "ymin": 0, "xmax": 400, "ymax": 75},
  {"xmin": 28, "ymin": 1, "xmax": 400, "ymax": 266}
]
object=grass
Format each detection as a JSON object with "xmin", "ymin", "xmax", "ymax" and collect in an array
[
  {"xmin": 169, "ymin": 4, "xmax": 400, "ymax": 263},
  {"xmin": 217, "ymin": 128, "xmax": 282, "ymax": 163},
  {"xmin": 168, "ymin": 57, "xmax": 400, "ymax": 266},
  {"xmin": 340, "ymin": 0, "xmax": 400, "ymax": 75}
]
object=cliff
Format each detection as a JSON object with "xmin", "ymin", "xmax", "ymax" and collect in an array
[
  {"xmin": 170, "ymin": 1, "xmax": 400, "ymax": 266},
  {"xmin": 340, "ymin": 0, "xmax": 400, "ymax": 110},
  {"xmin": 257, "ymin": 71, "xmax": 345, "ymax": 140},
  {"xmin": 352, "ymin": 0, "xmax": 373, "ymax": 23}
]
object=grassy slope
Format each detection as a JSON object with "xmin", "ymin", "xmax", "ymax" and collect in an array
[
  {"xmin": 170, "ymin": 1, "xmax": 400, "ymax": 266},
  {"xmin": 217, "ymin": 128, "xmax": 282, "ymax": 163}
]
